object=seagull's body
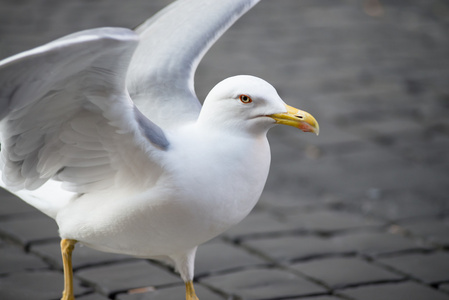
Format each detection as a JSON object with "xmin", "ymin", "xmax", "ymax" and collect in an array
[
  {"xmin": 0, "ymin": 0, "xmax": 318, "ymax": 299},
  {"xmin": 57, "ymin": 106, "xmax": 272, "ymax": 259}
]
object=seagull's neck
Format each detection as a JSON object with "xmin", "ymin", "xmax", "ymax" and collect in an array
[
  {"xmin": 171, "ymin": 121, "xmax": 271, "ymax": 158},
  {"xmin": 196, "ymin": 112, "xmax": 273, "ymax": 139}
]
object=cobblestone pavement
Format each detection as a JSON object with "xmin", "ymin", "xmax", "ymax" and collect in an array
[{"xmin": 1, "ymin": 0, "xmax": 449, "ymax": 299}]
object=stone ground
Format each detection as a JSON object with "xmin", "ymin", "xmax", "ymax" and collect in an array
[{"xmin": 1, "ymin": 0, "xmax": 449, "ymax": 299}]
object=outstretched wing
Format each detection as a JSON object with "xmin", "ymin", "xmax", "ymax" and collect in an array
[
  {"xmin": 0, "ymin": 28, "xmax": 169, "ymax": 193},
  {"xmin": 126, "ymin": 0, "xmax": 260, "ymax": 130}
]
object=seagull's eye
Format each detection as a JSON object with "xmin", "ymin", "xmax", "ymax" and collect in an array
[{"xmin": 239, "ymin": 94, "xmax": 252, "ymax": 104}]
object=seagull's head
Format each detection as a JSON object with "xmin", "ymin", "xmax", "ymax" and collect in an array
[{"xmin": 198, "ymin": 75, "xmax": 319, "ymax": 136}]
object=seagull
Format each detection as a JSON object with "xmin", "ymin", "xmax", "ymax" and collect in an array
[{"xmin": 0, "ymin": 0, "xmax": 319, "ymax": 299}]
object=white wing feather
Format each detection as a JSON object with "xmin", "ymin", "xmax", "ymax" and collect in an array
[
  {"xmin": 0, "ymin": 28, "xmax": 166, "ymax": 193},
  {"xmin": 127, "ymin": 0, "xmax": 260, "ymax": 130}
]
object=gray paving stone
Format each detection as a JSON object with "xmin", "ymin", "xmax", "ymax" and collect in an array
[
  {"xmin": 195, "ymin": 241, "xmax": 266, "ymax": 277},
  {"xmin": 339, "ymin": 281, "xmax": 449, "ymax": 300},
  {"xmin": 355, "ymin": 189, "xmax": 444, "ymax": 221},
  {"xmin": 200, "ymin": 268, "xmax": 326, "ymax": 299},
  {"xmin": 261, "ymin": 145, "xmax": 442, "ymax": 210},
  {"xmin": 0, "ymin": 269, "xmax": 88, "ymax": 300},
  {"xmin": 383, "ymin": 131, "xmax": 449, "ymax": 167},
  {"xmin": 292, "ymin": 297, "xmax": 344, "ymax": 300},
  {"xmin": 243, "ymin": 231, "xmax": 424, "ymax": 262},
  {"xmin": 116, "ymin": 284, "xmax": 223, "ymax": 300},
  {"xmin": 440, "ymin": 283, "xmax": 449, "ymax": 293},
  {"xmin": 333, "ymin": 231, "xmax": 427, "ymax": 256},
  {"xmin": 224, "ymin": 210, "xmax": 297, "ymax": 240},
  {"xmin": 0, "ymin": 245, "xmax": 48, "ymax": 274},
  {"xmin": 356, "ymin": 118, "xmax": 424, "ymax": 137},
  {"xmin": 243, "ymin": 235, "xmax": 338, "ymax": 262},
  {"xmin": 259, "ymin": 182, "xmax": 321, "ymax": 209},
  {"xmin": 32, "ymin": 241, "xmax": 132, "ymax": 269},
  {"xmin": 78, "ymin": 293, "xmax": 111, "ymax": 300},
  {"xmin": 0, "ymin": 214, "xmax": 59, "ymax": 245},
  {"xmin": 335, "ymin": 149, "xmax": 449, "ymax": 196},
  {"xmin": 283, "ymin": 210, "xmax": 384, "ymax": 232},
  {"xmin": 77, "ymin": 260, "xmax": 180, "ymax": 296},
  {"xmin": 379, "ymin": 252, "xmax": 449, "ymax": 284},
  {"xmin": 293, "ymin": 256, "xmax": 402, "ymax": 288},
  {"xmin": 400, "ymin": 218, "xmax": 449, "ymax": 246}
]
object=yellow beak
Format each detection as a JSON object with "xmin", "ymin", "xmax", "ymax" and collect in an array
[{"xmin": 269, "ymin": 104, "xmax": 319, "ymax": 135}]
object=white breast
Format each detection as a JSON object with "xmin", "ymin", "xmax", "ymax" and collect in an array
[{"xmin": 166, "ymin": 125, "xmax": 272, "ymax": 237}]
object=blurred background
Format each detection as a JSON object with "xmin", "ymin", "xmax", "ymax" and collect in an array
[{"xmin": 1, "ymin": 0, "xmax": 449, "ymax": 299}]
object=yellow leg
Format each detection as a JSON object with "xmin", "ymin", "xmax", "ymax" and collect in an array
[
  {"xmin": 60, "ymin": 239, "xmax": 77, "ymax": 300},
  {"xmin": 185, "ymin": 280, "xmax": 199, "ymax": 300}
]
